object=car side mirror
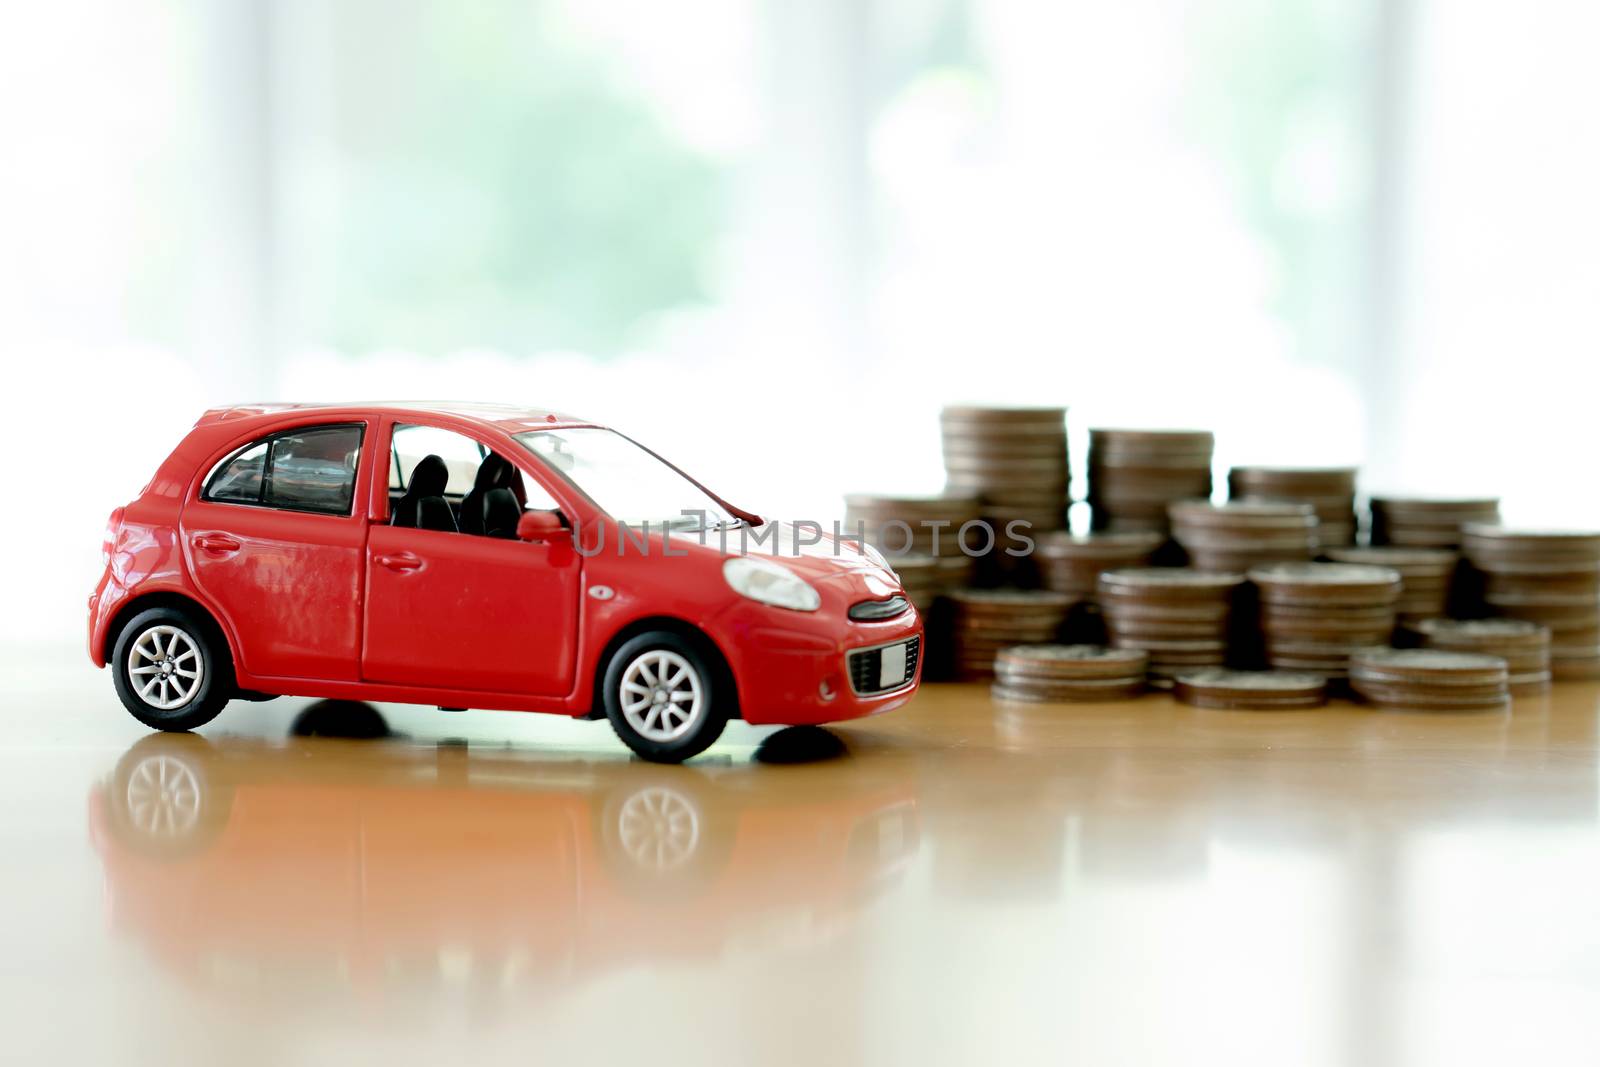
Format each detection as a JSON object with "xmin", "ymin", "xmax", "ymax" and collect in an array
[{"xmin": 517, "ymin": 509, "xmax": 570, "ymax": 544}]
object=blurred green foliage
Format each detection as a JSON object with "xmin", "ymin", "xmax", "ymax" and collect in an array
[
  {"xmin": 306, "ymin": 0, "xmax": 724, "ymax": 356},
  {"xmin": 1185, "ymin": 0, "xmax": 1376, "ymax": 366}
]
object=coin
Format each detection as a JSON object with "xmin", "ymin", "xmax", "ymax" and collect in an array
[
  {"xmin": 1035, "ymin": 531, "xmax": 1164, "ymax": 605},
  {"xmin": 946, "ymin": 588, "xmax": 1074, "ymax": 679},
  {"xmin": 1229, "ymin": 466, "xmax": 1355, "ymax": 488},
  {"xmin": 1088, "ymin": 428, "xmax": 1215, "ymax": 534},
  {"xmin": 940, "ymin": 408, "xmax": 1070, "ymax": 575},
  {"xmin": 1506, "ymin": 671, "xmax": 1553, "ymax": 695},
  {"xmin": 1094, "ymin": 567, "xmax": 1243, "ymax": 681},
  {"xmin": 1228, "ymin": 467, "xmax": 1357, "ymax": 546},
  {"xmin": 1344, "ymin": 684, "xmax": 1504, "ymax": 710},
  {"xmin": 1349, "ymin": 648, "xmax": 1508, "ymax": 682},
  {"xmin": 1105, "ymin": 616, "xmax": 1235, "ymax": 639},
  {"xmin": 1037, "ymin": 531, "xmax": 1166, "ymax": 557},
  {"xmin": 1460, "ymin": 526, "xmax": 1600, "ymax": 678},
  {"xmin": 1173, "ymin": 668, "xmax": 1328, "ymax": 709},
  {"xmin": 1460, "ymin": 525, "xmax": 1600, "ymax": 552},
  {"xmin": 990, "ymin": 679, "xmax": 1146, "ymax": 704},
  {"xmin": 1250, "ymin": 562, "xmax": 1404, "ymax": 602},
  {"xmin": 941, "ymin": 406, "xmax": 1068, "ymax": 426},
  {"xmin": 1089, "ymin": 428, "xmax": 1215, "ymax": 450},
  {"xmin": 1322, "ymin": 546, "xmax": 1458, "ymax": 620},
  {"xmin": 1407, "ymin": 617, "xmax": 1546, "ymax": 643},
  {"xmin": 1322, "ymin": 546, "xmax": 1456, "ymax": 568},
  {"xmin": 1348, "ymin": 648, "xmax": 1511, "ymax": 709},
  {"xmin": 990, "ymin": 643, "xmax": 1148, "ymax": 702},
  {"xmin": 1248, "ymin": 563, "xmax": 1403, "ymax": 678},
  {"xmin": 995, "ymin": 644, "xmax": 1148, "ymax": 677},
  {"xmin": 1370, "ymin": 497, "xmax": 1500, "ymax": 549},
  {"xmin": 1099, "ymin": 568, "xmax": 1245, "ymax": 596}
]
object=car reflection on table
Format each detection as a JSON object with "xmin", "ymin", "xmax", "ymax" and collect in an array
[{"xmin": 87, "ymin": 705, "xmax": 919, "ymax": 1002}]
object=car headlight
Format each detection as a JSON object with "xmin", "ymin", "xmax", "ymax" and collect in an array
[{"xmin": 723, "ymin": 557, "xmax": 821, "ymax": 612}]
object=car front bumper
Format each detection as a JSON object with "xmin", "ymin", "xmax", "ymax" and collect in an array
[{"xmin": 708, "ymin": 602, "xmax": 924, "ymax": 726}]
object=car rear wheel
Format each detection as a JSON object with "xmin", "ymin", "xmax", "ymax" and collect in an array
[
  {"xmin": 602, "ymin": 632, "xmax": 729, "ymax": 763},
  {"xmin": 111, "ymin": 607, "xmax": 231, "ymax": 732}
]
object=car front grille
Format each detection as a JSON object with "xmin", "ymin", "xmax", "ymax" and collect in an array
[{"xmin": 847, "ymin": 635, "xmax": 920, "ymax": 696}]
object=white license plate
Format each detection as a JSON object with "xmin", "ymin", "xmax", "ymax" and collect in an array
[{"xmin": 878, "ymin": 642, "xmax": 908, "ymax": 689}]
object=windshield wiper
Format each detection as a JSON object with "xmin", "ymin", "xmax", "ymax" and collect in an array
[{"xmin": 655, "ymin": 515, "xmax": 741, "ymax": 533}]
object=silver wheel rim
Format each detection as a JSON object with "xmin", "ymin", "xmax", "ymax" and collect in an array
[
  {"xmin": 619, "ymin": 649, "xmax": 704, "ymax": 743},
  {"xmin": 127, "ymin": 624, "xmax": 204, "ymax": 711},
  {"xmin": 125, "ymin": 754, "xmax": 202, "ymax": 837},
  {"xmin": 616, "ymin": 786, "xmax": 700, "ymax": 871}
]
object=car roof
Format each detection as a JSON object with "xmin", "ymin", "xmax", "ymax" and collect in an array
[{"xmin": 196, "ymin": 401, "xmax": 599, "ymax": 434}]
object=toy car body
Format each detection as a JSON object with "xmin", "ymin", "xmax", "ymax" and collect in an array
[{"xmin": 89, "ymin": 403, "xmax": 923, "ymax": 761}]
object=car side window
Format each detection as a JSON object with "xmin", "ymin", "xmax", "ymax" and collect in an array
[
  {"xmin": 391, "ymin": 425, "xmax": 562, "ymax": 513},
  {"xmin": 392, "ymin": 425, "xmax": 484, "ymax": 496},
  {"xmin": 517, "ymin": 469, "xmax": 560, "ymax": 512},
  {"xmin": 203, "ymin": 424, "xmax": 364, "ymax": 516},
  {"xmin": 206, "ymin": 440, "xmax": 267, "ymax": 504}
]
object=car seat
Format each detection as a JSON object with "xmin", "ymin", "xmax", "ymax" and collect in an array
[{"xmin": 390, "ymin": 454, "xmax": 456, "ymax": 532}]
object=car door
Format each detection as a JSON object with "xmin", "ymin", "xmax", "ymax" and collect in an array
[
  {"xmin": 182, "ymin": 421, "xmax": 369, "ymax": 682},
  {"xmin": 361, "ymin": 421, "xmax": 582, "ymax": 696}
]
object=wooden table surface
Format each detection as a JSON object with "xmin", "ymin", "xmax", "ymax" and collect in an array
[{"xmin": 12, "ymin": 656, "xmax": 1600, "ymax": 1066}]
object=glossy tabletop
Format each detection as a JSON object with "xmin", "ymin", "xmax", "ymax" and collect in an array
[{"xmin": 8, "ymin": 647, "xmax": 1600, "ymax": 1065}]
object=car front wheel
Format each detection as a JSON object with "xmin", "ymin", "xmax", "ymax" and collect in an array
[
  {"xmin": 111, "ymin": 607, "xmax": 231, "ymax": 732},
  {"xmin": 602, "ymin": 632, "xmax": 729, "ymax": 763}
]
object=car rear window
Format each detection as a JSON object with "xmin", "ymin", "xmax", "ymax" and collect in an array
[{"xmin": 203, "ymin": 424, "xmax": 364, "ymax": 515}]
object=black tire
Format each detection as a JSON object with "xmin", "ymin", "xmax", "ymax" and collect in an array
[
  {"xmin": 111, "ymin": 606, "xmax": 232, "ymax": 732},
  {"xmin": 601, "ymin": 630, "xmax": 730, "ymax": 763}
]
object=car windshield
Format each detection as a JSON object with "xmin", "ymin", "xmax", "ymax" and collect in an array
[{"xmin": 514, "ymin": 427, "xmax": 739, "ymax": 530}]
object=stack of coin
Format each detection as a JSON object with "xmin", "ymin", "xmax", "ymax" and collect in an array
[
  {"xmin": 1035, "ymin": 531, "xmax": 1164, "ymax": 604},
  {"xmin": 885, "ymin": 554, "xmax": 958, "ymax": 613},
  {"xmin": 1097, "ymin": 568, "xmax": 1244, "ymax": 685},
  {"xmin": 843, "ymin": 493, "xmax": 981, "ymax": 557},
  {"xmin": 1403, "ymin": 618, "xmax": 1551, "ymax": 696},
  {"xmin": 1323, "ymin": 546, "xmax": 1458, "ymax": 623},
  {"xmin": 1349, "ymin": 648, "xmax": 1510, "ymax": 711},
  {"xmin": 1370, "ymin": 497, "xmax": 1500, "ymax": 548},
  {"xmin": 1250, "ymin": 562, "xmax": 1403, "ymax": 683},
  {"xmin": 948, "ymin": 589, "xmax": 1073, "ymax": 680},
  {"xmin": 1087, "ymin": 429, "xmax": 1214, "ymax": 534},
  {"xmin": 1169, "ymin": 501, "xmax": 1319, "ymax": 572},
  {"xmin": 844, "ymin": 492, "xmax": 979, "ymax": 601},
  {"xmin": 990, "ymin": 645, "xmax": 1147, "ymax": 703},
  {"xmin": 1461, "ymin": 525, "xmax": 1600, "ymax": 680},
  {"xmin": 940, "ymin": 407, "xmax": 1069, "ymax": 536},
  {"xmin": 1172, "ymin": 668, "xmax": 1328, "ymax": 710},
  {"xmin": 891, "ymin": 555, "xmax": 975, "ymax": 682},
  {"xmin": 1227, "ymin": 467, "xmax": 1358, "ymax": 546}
]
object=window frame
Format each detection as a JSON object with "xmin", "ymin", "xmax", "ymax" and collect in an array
[
  {"xmin": 200, "ymin": 421, "xmax": 368, "ymax": 517},
  {"xmin": 371, "ymin": 415, "xmax": 583, "ymax": 527},
  {"xmin": 388, "ymin": 422, "xmax": 491, "ymax": 497}
]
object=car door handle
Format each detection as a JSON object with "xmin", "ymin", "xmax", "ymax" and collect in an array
[
  {"xmin": 375, "ymin": 552, "xmax": 424, "ymax": 572},
  {"xmin": 192, "ymin": 534, "xmax": 241, "ymax": 553}
]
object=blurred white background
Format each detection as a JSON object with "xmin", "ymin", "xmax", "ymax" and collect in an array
[{"xmin": 3, "ymin": 0, "xmax": 1598, "ymax": 644}]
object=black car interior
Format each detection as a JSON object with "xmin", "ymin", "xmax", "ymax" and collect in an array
[
  {"xmin": 389, "ymin": 454, "xmax": 457, "ymax": 532},
  {"xmin": 390, "ymin": 449, "xmax": 533, "ymax": 538},
  {"xmin": 459, "ymin": 453, "xmax": 525, "ymax": 537}
]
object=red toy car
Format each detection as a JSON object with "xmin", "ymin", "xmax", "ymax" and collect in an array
[{"xmin": 89, "ymin": 403, "xmax": 922, "ymax": 761}]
